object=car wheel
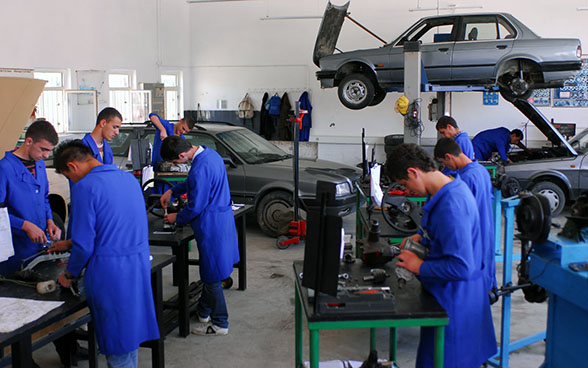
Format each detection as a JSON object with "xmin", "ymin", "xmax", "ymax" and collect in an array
[
  {"xmin": 531, "ymin": 181, "xmax": 565, "ymax": 216},
  {"xmin": 256, "ymin": 191, "xmax": 293, "ymax": 237},
  {"xmin": 369, "ymin": 87, "xmax": 387, "ymax": 107},
  {"xmin": 51, "ymin": 211, "xmax": 66, "ymax": 241},
  {"xmin": 498, "ymin": 69, "xmax": 533, "ymax": 101},
  {"xmin": 337, "ymin": 73, "xmax": 376, "ymax": 110}
]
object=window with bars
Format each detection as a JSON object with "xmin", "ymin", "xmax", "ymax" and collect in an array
[
  {"xmin": 109, "ymin": 72, "xmax": 151, "ymax": 123},
  {"xmin": 161, "ymin": 73, "xmax": 181, "ymax": 120}
]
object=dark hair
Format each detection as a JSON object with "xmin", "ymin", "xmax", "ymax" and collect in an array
[
  {"xmin": 161, "ymin": 136, "xmax": 192, "ymax": 161},
  {"xmin": 435, "ymin": 116, "xmax": 458, "ymax": 130},
  {"xmin": 434, "ymin": 137, "xmax": 462, "ymax": 159},
  {"xmin": 511, "ymin": 129, "xmax": 523, "ymax": 139},
  {"xmin": 26, "ymin": 120, "xmax": 58, "ymax": 145},
  {"xmin": 96, "ymin": 107, "xmax": 122, "ymax": 126},
  {"xmin": 384, "ymin": 143, "xmax": 437, "ymax": 181},
  {"xmin": 181, "ymin": 116, "xmax": 196, "ymax": 130},
  {"xmin": 54, "ymin": 140, "xmax": 93, "ymax": 174}
]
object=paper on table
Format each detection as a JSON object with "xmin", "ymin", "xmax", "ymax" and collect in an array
[
  {"xmin": 370, "ymin": 164, "xmax": 384, "ymax": 207},
  {"xmin": 0, "ymin": 297, "xmax": 64, "ymax": 333},
  {"xmin": 0, "ymin": 207, "xmax": 14, "ymax": 263}
]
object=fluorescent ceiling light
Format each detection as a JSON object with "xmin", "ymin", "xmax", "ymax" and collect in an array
[
  {"xmin": 186, "ymin": 0, "xmax": 258, "ymax": 3},
  {"xmin": 259, "ymin": 15, "xmax": 322, "ymax": 20}
]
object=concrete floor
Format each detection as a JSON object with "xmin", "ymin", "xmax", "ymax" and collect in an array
[{"xmin": 31, "ymin": 213, "xmax": 550, "ymax": 368}]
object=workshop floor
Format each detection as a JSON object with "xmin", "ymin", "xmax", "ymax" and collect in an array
[{"xmin": 31, "ymin": 213, "xmax": 552, "ymax": 368}]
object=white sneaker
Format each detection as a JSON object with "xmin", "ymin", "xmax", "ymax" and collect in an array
[
  {"xmin": 196, "ymin": 314, "xmax": 210, "ymax": 323},
  {"xmin": 191, "ymin": 323, "xmax": 228, "ymax": 336}
]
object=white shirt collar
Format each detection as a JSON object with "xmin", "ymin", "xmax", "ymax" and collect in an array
[{"xmin": 192, "ymin": 146, "xmax": 204, "ymax": 160}]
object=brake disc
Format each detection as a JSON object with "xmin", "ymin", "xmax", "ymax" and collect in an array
[{"xmin": 515, "ymin": 193, "xmax": 552, "ymax": 243}]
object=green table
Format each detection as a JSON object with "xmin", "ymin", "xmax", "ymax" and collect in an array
[{"xmin": 293, "ymin": 261, "xmax": 448, "ymax": 368}]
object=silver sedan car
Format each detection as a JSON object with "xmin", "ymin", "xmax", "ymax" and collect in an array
[{"xmin": 314, "ymin": 4, "xmax": 582, "ymax": 109}]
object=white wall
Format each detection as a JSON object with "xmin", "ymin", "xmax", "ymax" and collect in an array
[
  {"xmin": 0, "ymin": 0, "xmax": 191, "ymax": 109},
  {"xmin": 3, "ymin": 0, "xmax": 588, "ymax": 164},
  {"xmin": 187, "ymin": 0, "xmax": 588, "ymax": 163}
]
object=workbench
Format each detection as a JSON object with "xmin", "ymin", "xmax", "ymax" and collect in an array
[
  {"xmin": 293, "ymin": 260, "xmax": 448, "ymax": 368},
  {"xmin": 147, "ymin": 204, "xmax": 252, "ymax": 337}
]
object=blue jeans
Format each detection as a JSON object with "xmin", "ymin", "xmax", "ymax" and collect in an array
[
  {"xmin": 106, "ymin": 349, "xmax": 138, "ymax": 368},
  {"xmin": 197, "ymin": 281, "xmax": 228, "ymax": 328}
]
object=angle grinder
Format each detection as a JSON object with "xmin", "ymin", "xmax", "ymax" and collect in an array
[{"xmin": 395, "ymin": 238, "xmax": 429, "ymax": 288}]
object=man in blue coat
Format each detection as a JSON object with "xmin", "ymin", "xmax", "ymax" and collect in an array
[
  {"xmin": 81, "ymin": 107, "xmax": 122, "ymax": 164},
  {"xmin": 0, "ymin": 120, "xmax": 61, "ymax": 276},
  {"xmin": 434, "ymin": 138, "xmax": 497, "ymax": 293},
  {"xmin": 159, "ymin": 136, "xmax": 239, "ymax": 336},
  {"xmin": 386, "ymin": 144, "xmax": 496, "ymax": 368},
  {"xmin": 53, "ymin": 140, "xmax": 159, "ymax": 367},
  {"xmin": 436, "ymin": 116, "xmax": 474, "ymax": 177},
  {"xmin": 472, "ymin": 127, "xmax": 525, "ymax": 162},
  {"xmin": 149, "ymin": 112, "xmax": 195, "ymax": 170}
]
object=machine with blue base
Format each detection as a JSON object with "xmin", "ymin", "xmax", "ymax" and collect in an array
[{"xmin": 523, "ymin": 195, "xmax": 588, "ymax": 367}]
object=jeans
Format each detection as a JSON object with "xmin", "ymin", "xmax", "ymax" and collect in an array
[
  {"xmin": 105, "ymin": 349, "xmax": 138, "ymax": 368},
  {"xmin": 197, "ymin": 281, "xmax": 228, "ymax": 328}
]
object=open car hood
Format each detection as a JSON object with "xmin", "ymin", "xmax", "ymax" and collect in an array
[
  {"xmin": 0, "ymin": 77, "xmax": 46, "ymax": 159},
  {"xmin": 512, "ymin": 99, "xmax": 577, "ymax": 156},
  {"xmin": 312, "ymin": 1, "xmax": 349, "ymax": 67}
]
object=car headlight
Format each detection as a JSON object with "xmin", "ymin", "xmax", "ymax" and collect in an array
[{"xmin": 335, "ymin": 182, "xmax": 351, "ymax": 197}]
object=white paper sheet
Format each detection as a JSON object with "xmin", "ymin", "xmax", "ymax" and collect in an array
[
  {"xmin": 0, "ymin": 207, "xmax": 14, "ymax": 263},
  {"xmin": 142, "ymin": 165, "xmax": 154, "ymax": 187},
  {"xmin": 370, "ymin": 164, "xmax": 384, "ymax": 207},
  {"xmin": 0, "ymin": 297, "xmax": 64, "ymax": 333}
]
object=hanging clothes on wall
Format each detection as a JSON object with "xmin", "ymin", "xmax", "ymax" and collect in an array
[
  {"xmin": 259, "ymin": 92, "xmax": 273, "ymax": 140},
  {"xmin": 278, "ymin": 92, "xmax": 292, "ymax": 141},
  {"xmin": 298, "ymin": 91, "xmax": 312, "ymax": 142}
]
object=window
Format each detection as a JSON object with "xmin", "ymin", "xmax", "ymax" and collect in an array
[
  {"xmin": 161, "ymin": 73, "xmax": 182, "ymax": 120},
  {"xmin": 34, "ymin": 71, "xmax": 65, "ymax": 133},
  {"xmin": 109, "ymin": 72, "xmax": 151, "ymax": 123},
  {"xmin": 398, "ymin": 18, "xmax": 456, "ymax": 45},
  {"xmin": 460, "ymin": 16, "xmax": 517, "ymax": 41}
]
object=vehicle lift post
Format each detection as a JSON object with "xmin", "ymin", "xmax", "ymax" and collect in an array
[
  {"xmin": 276, "ymin": 103, "xmax": 308, "ymax": 249},
  {"xmin": 402, "ymin": 41, "xmax": 422, "ymax": 145}
]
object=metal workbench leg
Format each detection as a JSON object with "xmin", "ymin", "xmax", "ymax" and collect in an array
[
  {"xmin": 434, "ymin": 326, "xmax": 445, "ymax": 368},
  {"xmin": 88, "ymin": 320, "xmax": 98, "ymax": 368},
  {"xmin": 389, "ymin": 327, "xmax": 397, "ymax": 362},
  {"xmin": 295, "ymin": 285, "xmax": 302, "ymax": 368},
  {"xmin": 178, "ymin": 239, "xmax": 190, "ymax": 337},
  {"xmin": 236, "ymin": 214, "xmax": 247, "ymax": 290},
  {"xmin": 11, "ymin": 336, "xmax": 32, "ymax": 368},
  {"xmin": 309, "ymin": 329, "xmax": 319, "ymax": 368},
  {"xmin": 370, "ymin": 328, "xmax": 377, "ymax": 351}
]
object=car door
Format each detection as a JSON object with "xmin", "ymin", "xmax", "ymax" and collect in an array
[
  {"xmin": 183, "ymin": 132, "xmax": 247, "ymax": 203},
  {"xmin": 394, "ymin": 17, "xmax": 457, "ymax": 83},
  {"xmin": 451, "ymin": 15, "xmax": 515, "ymax": 83}
]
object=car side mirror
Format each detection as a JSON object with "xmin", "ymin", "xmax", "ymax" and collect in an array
[{"xmin": 223, "ymin": 157, "xmax": 237, "ymax": 168}]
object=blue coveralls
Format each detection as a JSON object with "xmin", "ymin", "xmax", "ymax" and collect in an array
[
  {"xmin": 67, "ymin": 134, "xmax": 114, "ymax": 238},
  {"xmin": 149, "ymin": 113, "xmax": 184, "ymax": 170},
  {"xmin": 416, "ymin": 178, "xmax": 497, "ymax": 368},
  {"xmin": 0, "ymin": 151, "xmax": 52, "ymax": 276},
  {"xmin": 298, "ymin": 91, "xmax": 312, "ymax": 142},
  {"xmin": 171, "ymin": 147, "xmax": 239, "ymax": 328},
  {"xmin": 442, "ymin": 131, "xmax": 475, "ymax": 176},
  {"xmin": 458, "ymin": 161, "xmax": 497, "ymax": 291},
  {"xmin": 67, "ymin": 165, "xmax": 159, "ymax": 355},
  {"xmin": 472, "ymin": 127, "xmax": 511, "ymax": 161}
]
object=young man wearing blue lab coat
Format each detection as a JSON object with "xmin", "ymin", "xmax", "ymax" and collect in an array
[
  {"xmin": 159, "ymin": 136, "xmax": 239, "ymax": 336},
  {"xmin": 81, "ymin": 107, "xmax": 122, "ymax": 165},
  {"xmin": 0, "ymin": 120, "xmax": 61, "ymax": 276},
  {"xmin": 53, "ymin": 140, "xmax": 159, "ymax": 368},
  {"xmin": 471, "ymin": 127, "xmax": 525, "ymax": 162},
  {"xmin": 434, "ymin": 138, "xmax": 497, "ymax": 293},
  {"xmin": 436, "ymin": 116, "xmax": 474, "ymax": 160},
  {"xmin": 386, "ymin": 143, "xmax": 496, "ymax": 368}
]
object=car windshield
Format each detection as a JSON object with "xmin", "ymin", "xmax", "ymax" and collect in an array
[
  {"xmin": 216, "ymin": 129, "xmax": 292, "ymax": 164},
  {"xmin": 569, "ymin": 129, "xmax": 588, "ymax": 154}
]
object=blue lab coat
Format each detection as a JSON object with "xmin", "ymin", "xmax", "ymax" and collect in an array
[
  {"xmin": 472, "ymin": 127, "xmax": 511, "ymax": 161},
  {"xmin": 171, "ymin": 147, "xmax": 239, "ymax": 283},
  {"xmin": 454, "ymin": 131, "xmax": 474, "ymax": 160},
  {"xmin": 298, "ymin": 91, "xmax": 312, "ymax": 142},
  {"xmin": 67, "ymin": 134, "xmax": 114, "ymax": 238},
  {"xmin": 149, "ymin": 113, "xmax": 184, "ymax": 170},
  {"xmin": 67, "ymin": 165, "xmax": 159, "ymax": 355},
  {"xmin": 0, "ymin": 151, "xmax": 52, "ymax": 275},
  {"xmin": 82, "ymin": 133, "xmax": 113, "ymax": 164},
  {"xmin": 458, "ymin": 161, "xmax": 496, "ymax": 291},
  {"xmin": 416, "ymin": 178, "xmax": 496, "ymax": 368}
]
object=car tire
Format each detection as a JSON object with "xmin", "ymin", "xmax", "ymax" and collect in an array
[
  {"xmin": 51, "ymin": 211, "xmax": 66, "ymax": 241},
  {"xmin": 531, "ymin": 181, "xmax": 566, "ymax": 216},
  {"xmin": 498, "ymin": 67, "xmax": 534, "ymax": 101},
  {"xmin": 337, "ymin": 73, "xmax": 376, "ymax": 110},
  {"xmin": 369, "ymin": 87, "xmax": 387, "ymax": 107},
  {"xmin": 256, "ymin": 190, "xmax": 293, "ymax": 237}
]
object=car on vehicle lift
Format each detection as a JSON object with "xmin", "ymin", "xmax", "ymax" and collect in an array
[
  {"xmin": 500, "ymin": 99, "xmax": 588, "ymax": 216},
  {"xmin": 313, "ymin": 2, "xmax": 582, "ymax": 109},
  {"xmin": 109, "ymin": 122, "xmax": 363, "ymax": 237}
]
